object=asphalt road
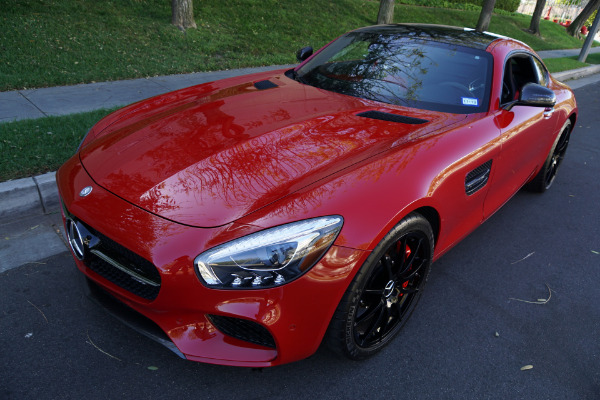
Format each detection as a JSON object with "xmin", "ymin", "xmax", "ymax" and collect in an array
[{"xmin": 1, "ymin": 81, "xmax": 599, "ymax": 399}]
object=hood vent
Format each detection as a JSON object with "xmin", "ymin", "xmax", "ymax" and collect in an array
[
  {"xmin": 254, "ymin": 80, "xmax": 279, "ymax": 90},
  {"xmin": 357, "ymin": 110, "xmax": 429, "ymax": 125}
]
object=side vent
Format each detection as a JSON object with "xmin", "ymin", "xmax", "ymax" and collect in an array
[
  {"xmin": 465, "ymin": 160, "xmax": 493, "ymax": 195},
  {"xmin": 357, "ymin": 110, "xmax": 429, "ymax": 125},
  {"xmin": 254, "ymin": 80, "xmax": 278, "ymax": 90}
]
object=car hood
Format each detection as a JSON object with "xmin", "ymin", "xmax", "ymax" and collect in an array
[{"xmin": 80, "ymin": 71, "xmax": 465, "ymax": 227}]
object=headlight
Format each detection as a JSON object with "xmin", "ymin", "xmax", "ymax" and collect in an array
[{"xmin": 194, "ymin": 216, "xmax": 343, "ymax": 289}]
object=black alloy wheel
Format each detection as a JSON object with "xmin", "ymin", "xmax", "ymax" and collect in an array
[
  {"xmin": 527, "ymin": 120, "xmax": 572, "ymax": 193},
  {"xmin": 544, "ymin": 123, "xmax": 571, "ymax": 189},
  {"xmin": 327, "ymin": 213, "xmax": 434, "ymax": 360}
]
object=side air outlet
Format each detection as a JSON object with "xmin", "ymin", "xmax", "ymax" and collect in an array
[
  {"xmin": 465, "ymin": 160, "xmax": 493, "ymax": 195},
  {"xmin": 357, "ymin": 110, "xmax": 429, "ymax": 125}
]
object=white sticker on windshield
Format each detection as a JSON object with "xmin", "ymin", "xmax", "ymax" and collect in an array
[{"xmin": 462, "ymin": 97, "xmax": 479, "ymax": 107}]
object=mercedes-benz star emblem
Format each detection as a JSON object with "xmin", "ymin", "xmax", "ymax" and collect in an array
[
  {"xmin": 66, "ymin": 218, "xmax": 85, "ymax": 260},
  {"xmin": 79, "ymin": 186, "xmax": 93, "ymax": 197}
]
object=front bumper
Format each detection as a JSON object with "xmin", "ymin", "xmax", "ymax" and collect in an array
[{"xmin": 57, "ymin": 156, "xmax": 367, "ymax": 367}]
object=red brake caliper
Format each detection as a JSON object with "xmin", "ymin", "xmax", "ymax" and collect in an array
[{"xmin": 400, "ymin": 244, "xmax": 412, "ymax": 295}]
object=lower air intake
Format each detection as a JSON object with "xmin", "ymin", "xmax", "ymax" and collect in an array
[{"xmin": 208, "ymin": 314, "xmax": 276, "ymax": 349}]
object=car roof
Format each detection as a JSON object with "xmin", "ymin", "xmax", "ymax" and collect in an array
[{"xmin": 351, "ymin": 23, "xmax": 504, "ymax": 51}]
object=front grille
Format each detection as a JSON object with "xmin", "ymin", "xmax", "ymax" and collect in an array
[
  {"xmin": 80, "ymin": 222, "xmax": 161, "ymax": 301},
  {"xmin": 208, "ymin": 314, "xmax": 276, "ymax": 349}
]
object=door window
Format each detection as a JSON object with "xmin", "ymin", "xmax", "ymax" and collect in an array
[{"xmin": 501, "ymin": 55, "xmax": 540, "ymax": 105}]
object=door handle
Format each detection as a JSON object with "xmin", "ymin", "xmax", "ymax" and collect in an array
[{"xmin": 543, "ymin": 107, "xmax": 554, "ymax": 119}]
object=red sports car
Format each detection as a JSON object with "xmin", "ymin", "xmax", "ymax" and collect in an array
[{"xmin": 57, "ymin": 24, "xmax": 577, "ymax": 367}]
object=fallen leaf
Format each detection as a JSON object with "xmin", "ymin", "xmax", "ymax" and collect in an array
[
  {"xmin": 147, "ymin": 366, "xmax": 158, "ymax": 371},
  {"xmin": 592, "ymin": 250, "xmax": 599, "ymax": 255},
  {"xmin": 510, "ymin": 283, "xmax": 552, "ymax": 305},
  {"xmin": 511, "ymin": 252, "xmax": 535, "ymax": 265},
  {"xmin": 520, "ymin": 365, "xmax": 533, "ymax": 371},
  {"xmin": 494, "ymin": 332, "xmax": 499, "ymax": 337}
]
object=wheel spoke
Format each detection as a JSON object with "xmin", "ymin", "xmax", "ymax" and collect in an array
[
  {"xmin": 384, "ymin": 255, "xmax": 394, "ymax": 280},
  {"xmin": 400, "ymin": 285, "xmax": 420, "ymax": 294},
  {"xmin": 404, "ymin": 237, "xmax": 422, "ymax": 270},
  {"xmin": 355, "ymin": 299, "xmax": 384, "ymax": 326},
  {"xmin": 396, "ymin": 288, "xmax": 416, "ymax": 314},
  {"xmin": 399, "ymin": 258, "xmax": 427, "ymax": 281},
  {"xmin": 360, "ymin": 303, "xmax": 389, "ymax": 345},
  {"xmin": 397, "ymin": 237, "xmax": 408, "ymax": 270},
  {"xmin": 556, "ymin": 134, "xmax": 570, "ymax": 154}
]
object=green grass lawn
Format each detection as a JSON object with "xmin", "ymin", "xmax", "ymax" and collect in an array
[
  {"xmin": 0, "ymin": 0, "xmax": 593, "ymax": 91},
  {"xmin": 544, "ymin": 52, "xmax": 600, "ymax": 72},
  {"xmin": 544, "ymin": 58, "xmax": 589, "ymax": 73},
  {"xmin": 0, "ymin": 108, "xmax": 117, "ymax": 181}
]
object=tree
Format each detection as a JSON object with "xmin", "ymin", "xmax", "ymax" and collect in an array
[
  {"xmin": 527, "ymin": 0, "xmax": 547, "ymax": 36},
  {"xmin": 475, "ymin": 0, "xmax": 497, "ymax": 32},
  {"xmin": 172, "ymin": 0, "xmax": 197, "ymax": 31},
  {"xmin": 377, "ymin": 0, "xmax": 395, "ymax": 25},
  {"xmin": 566, "ymin": 0, "xmax": 600, "ymax": 37}
]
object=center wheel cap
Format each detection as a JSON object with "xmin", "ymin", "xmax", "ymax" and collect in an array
[{"xmin": 383, "ymin": 280, "xmax": 396, "ymax": 298}]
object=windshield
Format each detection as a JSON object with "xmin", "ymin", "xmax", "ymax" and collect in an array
[{"xmin": 296, "ymin": 31, "xmax": 493, "ymax": 114}]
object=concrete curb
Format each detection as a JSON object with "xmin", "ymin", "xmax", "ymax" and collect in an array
[
  {"xmin": 554, "ymin": 64, "xmax": 600, "ymax": 82},
  {"xmin": 0, "ymin": 172, "xmax": 58, "ymax": 222}
]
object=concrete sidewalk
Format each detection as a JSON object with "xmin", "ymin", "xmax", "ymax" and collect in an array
[{"xmin": 537, "ymin": 46, "xmax": 600, "ymax": 59}]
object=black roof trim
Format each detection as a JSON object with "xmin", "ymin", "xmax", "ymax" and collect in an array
[{"xmin": 351, "ymin": 24, "xmax": 503, "ymax": 50}]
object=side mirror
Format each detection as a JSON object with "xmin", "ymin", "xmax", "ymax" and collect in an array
[
  {"xmin": 296, "ymin": 46, "xmax": 313, "ymax": 62},
  {"xmin": 509, "ymin": 83, "xmax": 556, "ymax": 110}
]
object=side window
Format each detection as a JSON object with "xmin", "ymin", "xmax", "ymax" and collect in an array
[
  {"xmin": 501, "ymin": 55, "xmax": 539, "ymax": 105},
  {"xmin": 532, "ymin": 57, "xmax": 548, "ymax": 87}
]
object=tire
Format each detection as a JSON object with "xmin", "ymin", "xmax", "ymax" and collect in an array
[
  {"xmin": 326, "ymin": 212, "xmax": 434, "ymax": 360},
  {"xmin": 526, "ymin": 120, "xmax": 572, "ymax": 193}
]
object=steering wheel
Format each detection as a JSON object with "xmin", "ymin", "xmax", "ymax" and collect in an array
[{"xmin": 468, "ymin": 78, "xmax": 485, "ymax": 94}]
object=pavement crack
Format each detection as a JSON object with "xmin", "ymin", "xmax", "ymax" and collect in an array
[
  {"xmin": 52, "ymin": 223, "xmax": 69, "ymax": 249},
  {"xmin": 17, "ymin": 91, "xmax": 48, "ymax": 117}
]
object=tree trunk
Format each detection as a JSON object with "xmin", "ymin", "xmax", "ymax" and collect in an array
[
  {"xmin": 172, "ymin": 0, "xmax": 197, "ymax": 30},
  {"xmin": 377, "ymin": 0, "xmax": 395, "ymax": 25},
  {"xmin": 475, "ymin": 0, "xmax": 497, "ymax": 32},
  {"xmin": 566, "ymin": 0, "xmax": 600, "ymax": 37},
  {"xmin": 527, "ymin": 0, "xmax": 547, "ymax": 36},
  {"xmin": 579, "ymin": 9, "xmax": 600, "ymax": 62}
]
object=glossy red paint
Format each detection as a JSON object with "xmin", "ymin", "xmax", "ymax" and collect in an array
[
  {"xmin": 57, "ymin": 25, "xmax": 577, "ymax": 366},
  {"xmin": 58, "ymin": 156, "xmax": 367, "ymax": 366},
  {"xmin": 78, "ymin": 71, "xmax": 463, "ymax": 228}
]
